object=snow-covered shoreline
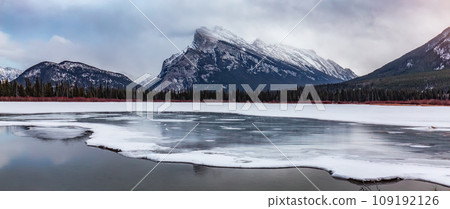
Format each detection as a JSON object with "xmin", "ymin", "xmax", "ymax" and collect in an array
[{"xmin": 1, "ymin": 102, "xmax": 450, "ymax": 128}]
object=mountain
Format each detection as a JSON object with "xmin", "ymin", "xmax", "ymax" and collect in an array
[
  {"xmin": 0, "ymin": 66, "xmax": 22, "ymax": 81},
  {"xmin": 345, "ymin": 27, "xmax": 450, "ymax": 90},
  {"xmin": 14, "ymin": 61, "xmax": 132, "ymax": 89},
  {"xmin": 157, "ymin": 26, "xmax": 357, "ymax": 90}
]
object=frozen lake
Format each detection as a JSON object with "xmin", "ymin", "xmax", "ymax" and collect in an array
[
  {"xmin": 0, "ymin": 109, "xmax": 449, "ymax": 189},
  {"xmin": 1, "ymin": 124, "xmax": 446, "ymax": 191}
]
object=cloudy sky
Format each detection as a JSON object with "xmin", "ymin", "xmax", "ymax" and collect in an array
[{"xmin": 1, "ymin": 0, "xmax": 449, "ymax": 79}]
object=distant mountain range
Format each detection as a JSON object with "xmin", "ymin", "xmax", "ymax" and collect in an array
[
  {"xmin": 157, "ymin": 26, "xmax": 357, "ymax": 90},
  {"xmin": 341, "ymin": 27, "xmax": 450, "ymax": 90},
  {"xmin": 14, "ymin": 61, "xmax": 132, "ymax": 89},
  {"xmin": 2, "ymin": 26, "xmax": 449, "ymax": 93},
  {"xmin": 0, "ymin": 66, "xmax": 22, "ymax": 81}
]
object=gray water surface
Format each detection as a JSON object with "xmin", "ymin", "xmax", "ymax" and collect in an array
[{"xmin": 0, "ymin": 112, "xmax": 449, "ymax": 191}]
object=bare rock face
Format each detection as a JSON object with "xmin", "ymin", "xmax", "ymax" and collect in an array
[{"xmin": 157, "ymin": 26, "xmax": 357, "ymax": 90}]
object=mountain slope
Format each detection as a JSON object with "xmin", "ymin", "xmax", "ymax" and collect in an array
[
  {"xmin": 157, "ymin": 26, "xmax": 357, "ymax": 90},
  {"xmin": 353, "ymin": 27, "xmax": 450, "ymax": 83},
  {"xmin": 0, "ymin": 67, "xmax": 22, "ymax": 81},
  {"xmin": 14, "ymin": 61, "xmax": 132, "ymax": 89},
  {"xmin": 338, "ymin": 27, "xmax": 450, "ymax": 90}
]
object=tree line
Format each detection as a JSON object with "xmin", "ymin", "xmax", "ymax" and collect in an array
[
  {"xmin": 1, "ymin": 78, "xmax": 449, "ymax": 102},
  {"xmin": 0, "ymin": 78, "xmax": 127, "ymax": 99},
  {"xmin": 151, "ymin": 86, "xmax": 450, "ymax": 102}
]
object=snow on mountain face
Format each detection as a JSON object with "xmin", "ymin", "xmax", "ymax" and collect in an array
[
  {"xmin": 192, "ymin": 26, "xmax": 252, "ymax": 52},
  {"xmin": 426, "ymin": 27, "xmax": 450, "ymax": 70},
  {"xmin": 0, "ymin": 67, "xmax": 22, "ymax": 81},
  {"xmin": 15, "ymin": 61, "xmax": 132, "ymax": 88},
  {"xmin": 194, "ymin": 26, "xmax": 357, "ymax": 80},
  {"xmin": 251, "ymin": 41, "xmax": 357, "ymax": 81},
  {"xmin": 159, "ymin": 26, "xmax": 357, "ymax": 90}
]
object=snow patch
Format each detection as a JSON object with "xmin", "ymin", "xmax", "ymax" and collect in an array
[{"xmin": 1, "ymin": 102, "xmax": 450, "ymax": 128}]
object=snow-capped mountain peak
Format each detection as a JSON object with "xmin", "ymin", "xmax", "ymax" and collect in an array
[
  {"xmin": 191, "ymin": 26, "xmax": 356, "ymax": 81},
  {"xmin": 0, "ymin": 66, "xmax": 23, "ymax": 81},
  {"xmin": 192, "ymin": 26, "xmax": 252, "ymax": 53},
  {"xmin": 253, "ymin": 42, "xmax": 357, "ymax": 80},
  {"xmin": 158, "ymin": 26, "xmax": 357, "ymax": 90}
]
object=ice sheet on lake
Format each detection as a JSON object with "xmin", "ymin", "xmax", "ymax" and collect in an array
[
  {"xmin": 0, "ymin": 112, "xmax": 450, "ymax": 187},
  {"xmin": 1, "ymin": 102, "xmax": 450, "ymax": 128},
  {"xmin": 216, "ymin": 118, "xmax": 247, "ymax": 122},
  {"xmin": 13, "ymin": 126, "xmax": 90, "ymax": 140},
  {"xmin": 405, "ymin": 126, "xmax": 450, "ymax": 132},
  {"xmin": 219, "ymin": 126, "xmax": 245, "ymax": 130}
]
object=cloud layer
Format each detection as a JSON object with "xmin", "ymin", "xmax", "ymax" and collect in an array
[{"xmin": 0, "ymin": 0, "xmax": 449, "ymax": 78}]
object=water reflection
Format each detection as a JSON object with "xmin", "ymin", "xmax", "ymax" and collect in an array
[{"xmin": 0, "ymin": 112, "xmax": 449, "ymax": 191}]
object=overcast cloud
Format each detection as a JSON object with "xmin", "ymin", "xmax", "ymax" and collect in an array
[{"xmin": 1, "ymin": 0, "xmax": 449, "ymax": 78}]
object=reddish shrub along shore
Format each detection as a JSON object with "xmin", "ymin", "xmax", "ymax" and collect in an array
[
  {"xmin": 0, "ymin": 97, "xmax": 449, "ymax": 106},
  {"xmin": 0, "ymin": 97, "xmax": 125, "ymax": 102},
  {"xmin": 322, "ymin": 100, "xmax": 450, "ymax": 106},
  {"xmin": 0, "ymin": 97, "xmax": 197, "ymax": 103}
]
